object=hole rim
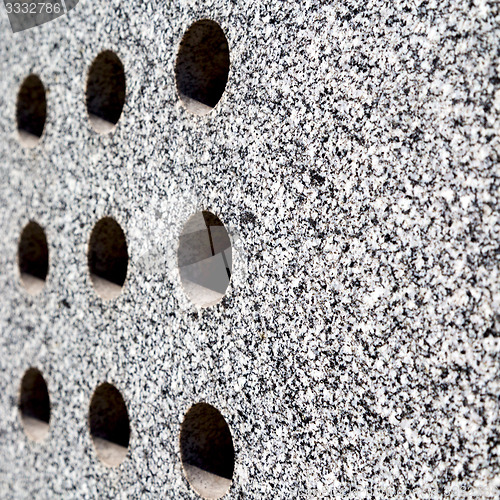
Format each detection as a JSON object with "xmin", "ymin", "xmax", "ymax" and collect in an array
[
  {"xmin": 16, "ymin": 73, "xmax": 47, "ymax": 148},
  {"xmin": 179, "ymin": 402, "xmax": 235, "ymax": 499},
  {"xmin": 17, "ymin": 220, "xmax": 49, "ymax": 296},
  {"xmin": 88, "ymin": 382, "xmax": 130, "ymax": 468},
  {"xmin": 174, "ymin": 19, "xmax": 231, "ymax": 116},
  {"xmin": 19, "ymin": 367, "xmax": 51, "ymax": 443},
  {"xmin": 87, "ymin": 216, "xmax": 129, "ymax": 301},
  {"xmin": 177, "ymin": 210, "xmax": 232, "ymax": 308},
  {"xmin": 85, "ymin": 50, "xmax": 126, "ymax": 134}
]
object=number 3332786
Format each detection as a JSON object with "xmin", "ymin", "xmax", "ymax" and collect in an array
[{"xmin": 5, "ymin": 3, "xmax": 62, "ymax": 14}]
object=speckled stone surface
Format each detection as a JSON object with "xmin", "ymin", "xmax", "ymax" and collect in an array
[{"xmin": 0, "ymin": 0, "xmax": 499, "ymax": 498}]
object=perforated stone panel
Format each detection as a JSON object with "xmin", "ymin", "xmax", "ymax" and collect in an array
[{"xmin": 0, "ymin": 0, "xmax": 499, "ymax": 498}]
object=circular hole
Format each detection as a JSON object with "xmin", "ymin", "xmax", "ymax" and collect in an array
[
  {"xmin": 88, "ymin": 217, "xmax": 128, "ymax": 300},
  {"xmin": 89, "ymin": 382, "xmax": 130, "ymax": 467},
  {"xmin": 86, "ymin": 51, "xmax": 126, "ymax": 133},
  {"xmin": 177, "ymin": 211, "xmax": 232, "ymax": 308},
  {"xmin": 18, "ymin": 221, "xmax": 49, "ymax": 295},
  {"xmin": 19, "ymin": 368, "xmax": 50, "ymax": 442},
  {"xmin": 175, "ymin": 20, "xmax": 230, "ymax": 116},
  {"xmin": 180, "ymin": 403, "xmax": 235, "ymax": 499},
  {"xmin": 16, "ymin": 74, "xmax": 47, "ymax": 148}
]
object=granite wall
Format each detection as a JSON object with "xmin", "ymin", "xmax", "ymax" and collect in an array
[{"xmin": 0, "ymin": 0, "xmax": 498, "ymax": 498}]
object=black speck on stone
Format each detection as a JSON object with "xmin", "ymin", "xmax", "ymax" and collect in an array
[
  {"xmin": 483, "ymin": 326, "xmax": 499, "ymax": 338},
  {"xmin": 311, "ymin": 172, "xmax": 325, "ymax": 185},
  {"xmin": 241, "ymin": 211, "xmax": 256, "ymax": 225}
]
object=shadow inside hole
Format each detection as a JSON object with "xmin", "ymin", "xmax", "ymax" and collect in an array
[
  {"xmin": 89, "ymin": 383, "xmax": 130, "ymax": 467},
  {"xmin": 86, "ymin": 51, "xmax": 126, "ymax": 133},
  {"xmin": 19, "ymin": 368, "xmax": 50, "ymax": 442},
  {"xmin": 180, "ymin": 403, "xmax": 234, "ymax": 499},
  {"xmin": 18, "ymin": 221, "xmax": 49, "ymax": 295},
  {"xmin": 175, "ymin": 20, "xmax": 230, "ymax": 115},
  {"xmin": 16, "ymin": 74, "xmax": 47, "ymax": 147},
  {"xmin": 88, "ymin": 217, "xmax": 128, "ymax": 300},
  {"xmin": 178, "ymin": 211, "xmax": 232, "ymax": 307}
]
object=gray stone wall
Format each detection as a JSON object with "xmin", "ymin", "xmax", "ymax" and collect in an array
[{"xmin": 0, "ymin": 0, "xmax": 498, "ymax": 498}]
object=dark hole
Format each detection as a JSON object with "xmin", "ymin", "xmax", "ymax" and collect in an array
[
  {"xmin": 16, "ymin": 74, "xmax": 47, "ymax": 146},
  {"xmin": 88, "ymin": 217, "xmax": 128, "ymax": 299},
  {"xmin": 180, "ymin": 403, "xmax": 234, "ymax": 498},
  {"xmin": 89, "ymin": 383, "xmax": 130, "ymax": 447},
  {"xmin": 19, "ymin": 368, "xmax": 50, "ymax": 441},
  {"xmin": 175, "ymin": 20, "xmax": 230, "ymax": 115},
  {"xmin": 18, "ymin": 221, "xmax": 49, "ymax": 294},
  {"xmin": 89, "ymin": 383, "xmax": 130, "ymax": 467},
  {"xmin": 86, "ymin": 51, "xmax": 126, "ymax": 132}
]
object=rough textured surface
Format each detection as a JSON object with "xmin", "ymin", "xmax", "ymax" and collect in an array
[{"xmin": 0, "ymin": 0, "xmax": 499, "ymax": 498}]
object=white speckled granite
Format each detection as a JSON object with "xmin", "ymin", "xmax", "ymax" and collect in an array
[{"xmin": 0, "ymin": 0, "xmax": 498, "ymax": 498}]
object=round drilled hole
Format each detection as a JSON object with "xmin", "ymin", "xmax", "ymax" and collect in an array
[
  {"xmin": 19, "ymin": 368, "xmax": 50, "ymax": 442},
  {"xmin": 86, "ymin": 51, "xmax": 126, "ymax": 133},
  {"xmin": 16, "ymin": 74, "xmax": 47, "ymax": 147},
  {"xmin": 88, "ymin": 217, "xmax": 128, "ymax": 300},
  {"xmin": 177, "ymin": 211, "xmax": 232, "ymax": 308},
  {"xmin": 175, "ymin": 20, "xmax": 230, "ymax": 115},
  {"xmin": 18, "ymin": 221, "xmax": 49, "ymax": 295},
  {"xmin": 180, "ymin": 403, "xmax": 235, "ymax": 499},
  {"xmin": 89, "ymin": 382, "xmax": 130, "ymax": 467}
]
